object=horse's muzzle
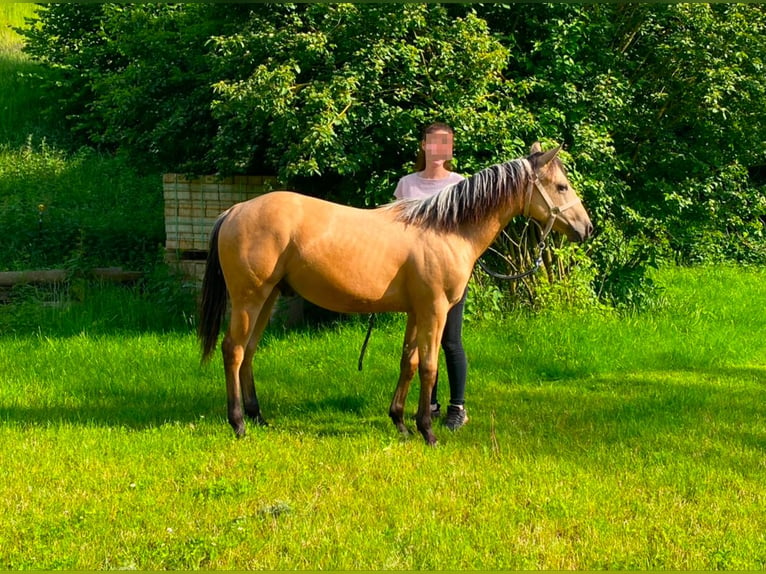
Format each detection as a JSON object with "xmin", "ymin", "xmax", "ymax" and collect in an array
[{"xmin": 568, "ymin": 220, "xmax": 594, "ymax": 243}]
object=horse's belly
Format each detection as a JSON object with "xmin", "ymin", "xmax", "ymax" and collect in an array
[{"xmin": 286, "ymin": 257, "xmax": 407, "ymax": 314}]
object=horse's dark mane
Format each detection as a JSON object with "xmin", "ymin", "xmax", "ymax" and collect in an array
[{"xmin": 392, "ymin": 158, "xmax": 530, "ymax": 233}]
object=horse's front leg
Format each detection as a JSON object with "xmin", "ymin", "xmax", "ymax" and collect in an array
[
  {"xmin": 389, "ymin": 313, "xmax": 418, "ymax": 436},
  {"xmin": 414, "ymin": 310, "xmax": 448, "ymax": 446}
]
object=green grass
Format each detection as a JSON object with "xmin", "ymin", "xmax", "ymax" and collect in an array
[
  {"xmin": 2, "ymin": 6, "xmax": 764, "ymax": 567},
  {"xmin": 1, "ymin": 265, "xmax": 766, "ymax": 569}
]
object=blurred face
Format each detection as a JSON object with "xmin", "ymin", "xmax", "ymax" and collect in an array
[{"xmin": 422, "ymin": 130, "xmax": 453, "ymax": 164}]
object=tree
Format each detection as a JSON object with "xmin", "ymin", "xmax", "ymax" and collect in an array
[{"xmin": 207, "ymin": 3, "xmax": 533, "ymax": 205}]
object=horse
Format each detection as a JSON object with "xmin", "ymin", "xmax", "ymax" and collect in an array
[{"xmin": 198, "ymin": 142, "xmax": 593, "ymax": 445}]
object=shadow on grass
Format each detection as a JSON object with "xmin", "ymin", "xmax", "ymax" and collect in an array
[
  {"xmin": 2, "ymin": 351, "xmax": 765, "ymax": 462},
  {"xmin": 0, "ymin": 387, "xmax": 222, "ymax": 431},
  {"xmin": 0, "ymin": 391, "xmax": 400, "ymax": 441},
  {"xmin": 242, "ymin": 390, "xmax": 398, "ymax": 438},
  {"xmin": 229, "ymin": 365, "xmax": 766, "ymax": 452},
  {"xmin": 0, "ymin": 361, "xmax": 385, "ymax": 434},
  {"xmin": 480, "ymin": 366, "xmax": 766, "ymax": 465}
]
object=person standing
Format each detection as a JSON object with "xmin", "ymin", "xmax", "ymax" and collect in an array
[{"xmin": 393, "ymin": 122, "xmax": 469, "ymax": 431}]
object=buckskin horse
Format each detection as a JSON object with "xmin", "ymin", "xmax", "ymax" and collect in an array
[{"xmin": 198, "ymin": 142, "xmax": 593, "ymax": 445}]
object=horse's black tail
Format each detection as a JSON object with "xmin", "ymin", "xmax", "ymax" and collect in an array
[{"xmin": 199, "ymin": 212, "xmax": 229, "ymax": 363}]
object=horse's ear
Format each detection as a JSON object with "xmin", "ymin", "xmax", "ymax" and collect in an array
[
  {"xmin": 530, "ymin": 141, "xmax": 542, "ymax": 154},
  {"xmin": 537, "ymin": 144, "xmax": 562, "ymax": 167}
]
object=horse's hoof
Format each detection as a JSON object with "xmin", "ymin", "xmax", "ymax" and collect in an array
[
  {"xmin": 250, "ymin": 413, "xmax": 269, "ymax": 427},
  {"xmin": 230, "ymin": 421, "xmax": 247, "ymax": 438},
  {"xmin": 420, "ymin": 430, "xmax": 438, "ymax": 446}
]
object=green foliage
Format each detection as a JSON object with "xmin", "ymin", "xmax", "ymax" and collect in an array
[
  {"xmin": 475, "ymin": 3, "xmax": 766, "ymax": 304},
  {"xmin": 207, "ymin": 3, "xmax": 527, "ymax": 206},
  {"xmin": 13, "ymin": 3, "xmax": 766, "ymax": 308},
  {"xmin": 464, "ymin": 275, "xmax": 505, "ymax": 323},
  {"xmin": 16, "ymin": 4, "xmax": 239, "ymax": 168},
  {"xmin": 532, "ymin": 243, "xmax": 609, "ymax": 314},
  {"xmin": 0, "ymin": 4, "xmax": 46, "ymax": 144},
  {"xmin": 604, "ymin": 5, "xmax": 766, "ymax": 265}
]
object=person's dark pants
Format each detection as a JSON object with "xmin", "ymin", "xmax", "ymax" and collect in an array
[{"xmin": 431, "ymin": 289, "xmax": 467, "ymax": 407}]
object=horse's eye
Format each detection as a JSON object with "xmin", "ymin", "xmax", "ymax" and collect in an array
[{"xmin": 557, "ymin": 184, "xmax": 568, "ymax": 193}]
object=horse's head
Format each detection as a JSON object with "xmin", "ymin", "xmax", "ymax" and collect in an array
[{"xmin": 524, "ymin": 142, "xmax": 593, "ymax": 243}]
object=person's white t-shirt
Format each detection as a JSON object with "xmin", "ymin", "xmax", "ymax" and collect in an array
[{"xmin": 393, "ymin": 171, "xmax": 465, "ymax": 201}]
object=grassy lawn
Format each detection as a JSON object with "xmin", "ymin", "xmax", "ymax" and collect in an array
[{"xmin": 1, "ymin": 265, "xmax": 765, "ymax": 569}]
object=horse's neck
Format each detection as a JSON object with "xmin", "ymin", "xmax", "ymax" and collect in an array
[{"xmin": 460, "ymin": 186, "xmax": 525, "ymax": 261}]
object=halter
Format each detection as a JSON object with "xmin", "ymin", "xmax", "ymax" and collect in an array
[
  {"xmin": 477, "ymin": 162, "xmax": 581, "ymax": 281},
  {"xmin": 522, "ymin": 165, "xmax": 582, "ymax": 240}
]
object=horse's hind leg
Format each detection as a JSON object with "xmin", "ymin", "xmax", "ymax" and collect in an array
[
  {"xmin": 389, "ymin": 313, "xmax": 418, "ymax": 436},
  {"xmin": 240, "ymin": 287, "xmax": 280, "ymax": 426},
  {"xmin": 222, "ymin": 295, "xmax": 267, "ymax": 437}
]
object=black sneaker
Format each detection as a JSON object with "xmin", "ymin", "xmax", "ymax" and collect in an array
[{"xmin": 445, "ymin": 405, "xmax": 468, "ymax": 431}]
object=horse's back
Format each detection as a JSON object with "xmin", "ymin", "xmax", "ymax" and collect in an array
[{"xmin": 226, "ymin": 190, "xmax": 387, "ymax": 228}]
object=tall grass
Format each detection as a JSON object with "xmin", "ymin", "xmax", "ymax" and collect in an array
[
  {"xmin": 1, "ymin": 266, "xmax": 765, "ymax": 569},
  {"xmin": 0, "ymin": 4, "xmax": 44, "ymax": 143},
  {"xmin": 1, "ymin": 5, "xmax": 165, "ymax": 273},
  {"xmin": 0, "ymin": 142, "xmax": 165, "ymax": 271}
]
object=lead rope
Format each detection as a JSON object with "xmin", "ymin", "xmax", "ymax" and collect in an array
[
  {"xmin": 476, "ymin": 240, "xmax": 546, "ymax": 281},
  {"xmin": 477, "ymin": 181, "xmax": 547, "ymax": 281},
  {"xmin": 357, "ymin": 313, "xmax": 376, "ymax": 371}
]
